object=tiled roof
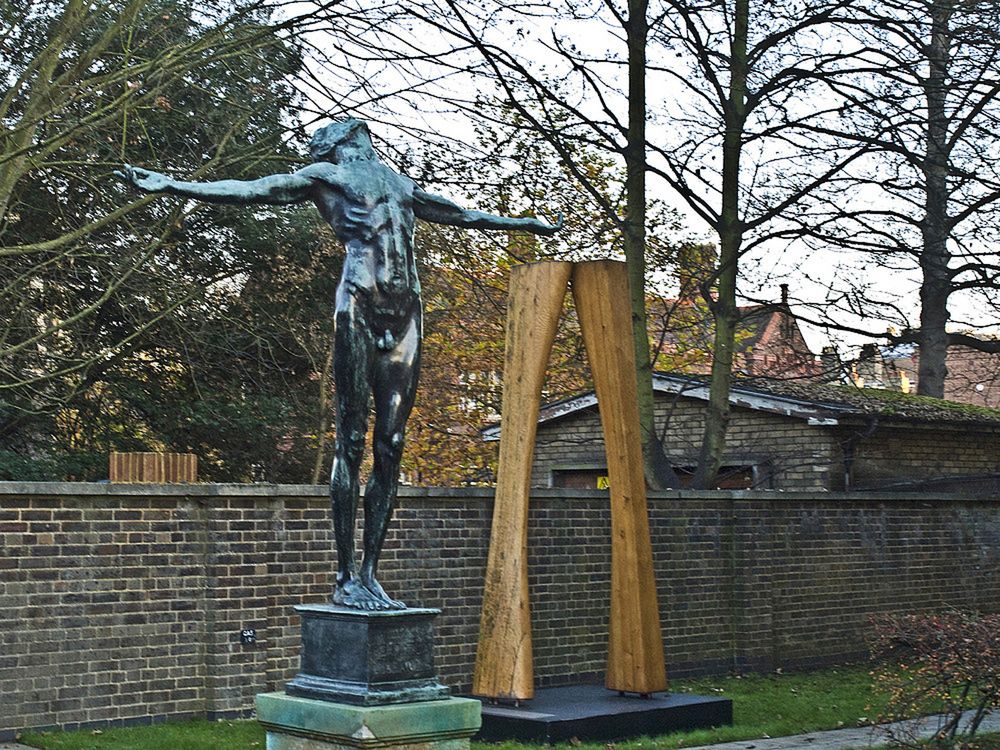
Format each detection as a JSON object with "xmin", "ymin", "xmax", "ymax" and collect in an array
[
  {"xmin": 649, "ymin": 302, "xmax": 779, "ymax": 350},
  {"xmin": 736, "ymin": 376, "xmax": 1000, "ymax": 427},
  {"xmin": 483, "ymin": 370, "xmax": 1000, "ymax": 442},
  {"xmin": 497, "ymin": 373, "xmax": 1000, "ymax": 433}
]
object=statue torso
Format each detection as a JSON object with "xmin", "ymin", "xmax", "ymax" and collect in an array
[{"xmin": 301, "ymin": 161, "xmax": 421, "ymax": 305}]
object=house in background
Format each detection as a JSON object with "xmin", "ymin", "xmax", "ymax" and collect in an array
[
  {"xmin": 844, "ymin": 340, "xmax": 1000, "ymax": 409},
  {"xmin": 655, "ymin": 242, "xmax": 822, "ymax": 381},
  {"xmin": 483, "ymin": 373, "xmax": 1000, "ymax": 494},
  {"xmin": 650, "ymin": 283, "xmax": 822, "ymax": 381}
]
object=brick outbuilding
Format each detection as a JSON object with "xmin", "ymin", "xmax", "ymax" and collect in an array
[{"xmin": 484, "ymin": 373, "xmax": 1000, "ymax": 492}]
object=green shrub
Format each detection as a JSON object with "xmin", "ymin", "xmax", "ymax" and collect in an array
[{"xmin": 0, "ymin": 450, "xmax": 106, "ymax": 481}]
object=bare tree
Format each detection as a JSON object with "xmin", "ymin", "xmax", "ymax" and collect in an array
[
  {"xmin": 798, "ymin": 0, "xmax": 1000, "ymax": 397},
  {"xmin": 643, "ymin": 0, "xmax": 866, "ymax": 486},
  {"xmin": 304, "ymin": 0, "xmax": 878, "ymax": 487},
  {"xmin": 282, "ymin": 0, "xmax": 687, "ymax": 486}
]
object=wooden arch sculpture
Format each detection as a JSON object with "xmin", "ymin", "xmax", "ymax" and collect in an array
[{"xmin": 472, "ymin": 259, "xmax": 667, "ymax": 701}]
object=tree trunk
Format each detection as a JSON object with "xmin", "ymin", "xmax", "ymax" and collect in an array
[
  {"xmin": 310, "ymin": 333, "xmax": 336, "ymax": 484},
  {"xmin": 693, "ymin": 0, "xmax": 748, "ymax": 489},
  {"xmin": 917, "ymin": 0, "xmax": 953, "ymax": 399},
  {"xmin": 0, "ymin": 0, "xmax": 84, "ymax": 219},
  {"xmin": 625, "ymin": 0, "xmax": 680, "ymax": 489}
]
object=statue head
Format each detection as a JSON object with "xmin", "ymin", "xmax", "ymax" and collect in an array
[{"xmin": 309, "ymin": 119, "xmax": 375, "ymax": 163}]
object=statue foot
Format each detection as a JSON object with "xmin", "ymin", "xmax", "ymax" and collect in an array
[
  {"xmin": 333, "ymin": 577, "xmax": 389, "ymax": 611},
  {"xmin": 361, "ymin": 573, "xmax": 406, "ymax": 610}
]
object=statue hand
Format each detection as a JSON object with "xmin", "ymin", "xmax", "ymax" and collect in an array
[
  {"xmin": 536, "ymin": 212, "xmax": 563, "ymax": 236},
  {"xmin": 116, "ymin": 164, "xmax": 172, "ymax": 193}
]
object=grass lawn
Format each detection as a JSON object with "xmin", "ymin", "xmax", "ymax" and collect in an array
[
  {"xmin": 20, "ymin": 719, "xmax": 265, "ymax": 750},
  {"xmin": 21, "ymin": 664, "xmax": 886, "ymax": 750},
  {"xmin": 951, "ymin": 736, "xmax": 1000, "ymax": 750}
]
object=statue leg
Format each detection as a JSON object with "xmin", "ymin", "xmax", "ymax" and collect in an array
[
  {"xmin": 360, "ymin": 308, "xmax": 421, "ymax": 609},
  {"xmin": 329, "ymin": 289, "xmax": 382, "ymax": 610}
]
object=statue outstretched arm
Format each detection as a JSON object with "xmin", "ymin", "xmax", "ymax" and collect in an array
[
  {"xmin": 118, "ymin": 164, "xmax": 314, "ymax": 205},
  {"xmin": 413, "ymin": 189, "xmax": 562, "ymax": 236}
]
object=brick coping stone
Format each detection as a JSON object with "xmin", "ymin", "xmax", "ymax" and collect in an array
[{"xmin": 1, "ymin": 481, "xmax": 996, "ymax": 503}]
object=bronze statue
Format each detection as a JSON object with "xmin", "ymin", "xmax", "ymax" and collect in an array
[{"xmin": 120, "ymin": 119, "xmax": 560, "ymax": 611}]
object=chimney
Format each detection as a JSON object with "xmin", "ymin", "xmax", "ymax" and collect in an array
[
  {"xmin": 850, "ymin": 363, "xmax": 864, "ymax": 388},
  {"xmin": 820, "ymin": 345, "xmax": 840, "ymax": 382},
  {"xmin": 857, "ymin": 343, "xmax": 883, "ymax": 386},
  {"xmin": 778, "ymin": 283, "xmax": 794, "ymax": 340}
]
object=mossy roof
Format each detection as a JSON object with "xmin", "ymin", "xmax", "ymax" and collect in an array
[
  {"xmin": 485, "ymin": 373, "xmax": 1000, "ymax": 441},
  {"xmin": 716, "ymin": 376, "xmax": 1000, "ymax": 427}
]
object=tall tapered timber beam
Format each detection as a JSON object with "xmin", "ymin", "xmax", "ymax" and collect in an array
[
  {"xmin": 472, "ymin": 261, "xmax": 572, "ymax": 701},
  {"xmin": 572, "ymin": 260, "xmax": 667, "ymax": 695}
]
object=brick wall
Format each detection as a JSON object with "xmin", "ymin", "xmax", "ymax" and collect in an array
[
  {"xmin": 1, "ymin": 483, "xmax": 997, "ymax": 739},
  {"xmin": 532, "ymin": 399, "xmax": 843, "ymax": 489},
  {"xmin": 852, "ymin": 423, "xmax": 1000, "ymax": 488}
]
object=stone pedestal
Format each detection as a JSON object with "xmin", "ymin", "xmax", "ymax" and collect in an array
[
  {"xmin": 260, "ymin": 605, "xmax": 480, "ymax": 750},
  {"xmin": 286, "ymin": 605, "xmax": 449, "ymax": 706},
  {"xmin": 257, "ymin": 692, "xmax": 482, "ymax": 750}
]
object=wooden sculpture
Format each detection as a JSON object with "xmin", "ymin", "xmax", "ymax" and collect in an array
[{"xmin": 473, "ymin": 259, "xmax": 667, "ymax": 701}]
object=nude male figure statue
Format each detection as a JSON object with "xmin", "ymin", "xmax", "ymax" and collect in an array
[{"xmin": 121, "ymin": 118, "xmax": 560, "ymax": 611}]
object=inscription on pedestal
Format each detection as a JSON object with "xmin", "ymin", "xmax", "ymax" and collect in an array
[{"xmin": 286, "ymin": 604, "xmax": 450, "ymax": 706}]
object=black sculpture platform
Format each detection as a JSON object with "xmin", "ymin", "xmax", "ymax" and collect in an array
[
  {"xmin": 476, "ymin": 684, "xmax": 733, "ymax": 743},
  {"xmin": 285, "ymin": 604, "xmax": 450, "ymax": 706}
]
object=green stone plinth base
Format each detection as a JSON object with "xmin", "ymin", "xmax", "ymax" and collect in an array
[{"xmin": 256, "ymin": 692, "xmax": 482, "ymax": 750}]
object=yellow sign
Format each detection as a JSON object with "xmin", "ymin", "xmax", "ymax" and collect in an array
[{"xmin": 596, "ymin": 476, "xmax": 610, "ymax": 489}]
